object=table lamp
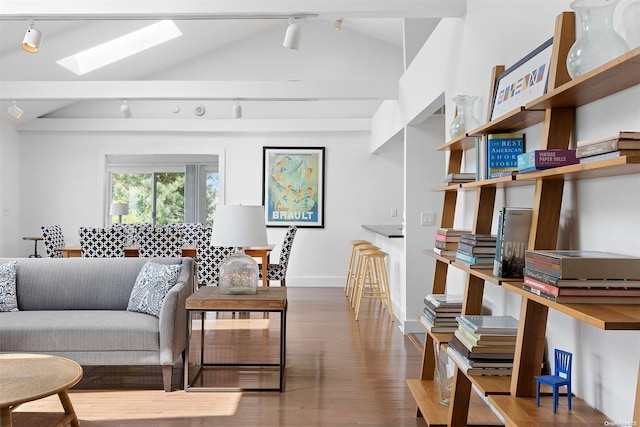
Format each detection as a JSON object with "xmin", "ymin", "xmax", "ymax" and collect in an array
[
  {"xmin": 110, "ymin": 202, "xmax": 129, "ymax": 224},
  {"xmin": 211, "ymin": 205, "xmax": 268, "ymax": 294}
]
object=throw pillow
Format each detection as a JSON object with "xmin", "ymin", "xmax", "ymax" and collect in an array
[
  {"xmin": 127, "ymin": 262, "xmax": 182, "ymax": 317},
  {"xmin": 0, "ymin": 261, "xmax": 18, "ymax": 312}
]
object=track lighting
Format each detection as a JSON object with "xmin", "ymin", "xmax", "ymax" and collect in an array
[
  {"xmin": 120, "ymin": 100, "xmax": 131, "ymax": 118},
  {"xmin": 334, "ymin": 19, "xmax": 342, "ymax": 32},
  {"xmin": 22, "ymin": 20, "xmax": 43, "ymax": 53},
  {"xmin": 283, "ymin": 17, "xmax": 301, "ymax": 50},
  {"xmin": 8, "ymin": 101, "xmax": 23, "ymax": 119},
  {"xmin": 232, "ymin": 101, "xmax": 242, "ymax": 119}
]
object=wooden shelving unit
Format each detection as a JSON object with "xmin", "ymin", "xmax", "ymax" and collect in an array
[{"xmin": 406, "ymin": 11, "xmax": 640, "ymax": 427}]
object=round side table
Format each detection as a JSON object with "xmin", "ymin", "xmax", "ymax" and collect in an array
[{"xmin": 22, "ymin": 236, "xmax": 43, "ymax": 258}]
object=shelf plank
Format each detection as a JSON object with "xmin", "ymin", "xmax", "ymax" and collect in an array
[
  {"xmin": 515, "ymin": 156, "xmax": 640, "ymax": 181},
  {"xmin": 450, "ymin": 261, "xmax": 524, "ymax": 287},
  {"xmin": 406, "ymin": 379, "xmax": 504, "ymax": 427},
  {"xmin": 437, "ymin": 135, "xmax": 478, "ymax": 152},
  {"xmin": 422, "ymin": 249, "xmax": 455, "ymax": 264},
  {"xmin": 469, "ymin": 108, "xmax": 546, "ymax": 137},
  {"xmin": 432, "ymin": 183, "xmax": 462, "ymax": 192},
  {"xmin": 503, "ymin": 282, "xmax": 640, "ymax": 330},
  {"xmin": 488, "ymin": 395, "xmax": 609, "ymax": 427},
  {"xmin": 469, "ymin": 374, "xmax": 512, "ymax": 396},
  {"xmin": 526, "ymin": 46, "xmax": 640, "ymax": 111}
]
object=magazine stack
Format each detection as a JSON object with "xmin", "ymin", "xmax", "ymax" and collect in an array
[
  {"xmin": 420, "ymin": 294, "xmax": 463, "ymax": 334},
  {"xmin": 446, "ymin": 315, "xmax": 518, "ymax": 376}
]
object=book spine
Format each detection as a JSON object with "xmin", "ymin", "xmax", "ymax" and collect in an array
[
  {"xmin": 493, "ymin": 208, "xmax": 505, "ymax": 276},
  {"xmin": 523, "ymin": 276, "xmax": 560, "ymax": 297},
  {"xmin": 517, "ymin": 150, "xmax": 578, "ymax": 169},
  {"xmin": 494, "ymin": 208, "xmax": 532, "ymax": 278},
  {"xmin": 487, "ymin": 133, "xmax": 525, "ymax": 176},
  {"xmin": 576, "ymin": 139, "xmax": 619, "ymax": 157},
  {"xmin": 523, "ymin": 267, "xmax": 560, "ymax": 285},
  {"xmin": 523, "ymin": 284, "xmax": 558, "ymax": 301}
]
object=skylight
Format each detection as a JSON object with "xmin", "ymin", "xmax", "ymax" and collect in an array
[{"xmin": 57, "ymin": 20, "xmax": 182, "ymax": 75}]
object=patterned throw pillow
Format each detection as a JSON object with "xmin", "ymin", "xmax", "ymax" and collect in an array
[
  {"xmin": 127, "ymin": 262, "xmax": 182, "ymax": 317},
  {"xmin": 0, "ymin": 261, "xmax": 18, "ymax": 312}
]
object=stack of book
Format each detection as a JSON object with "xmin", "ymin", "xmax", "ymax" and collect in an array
[
  {"xmin": 446, "ymin": 315, "xmax": 518, "ymax": 376},
  {"xmin": 576, "ymin": 131, "xmax": 640, "ymax": 163},
  {"xmin": 434, "ymin": 228, "xmax": 472, "ymax": 257},
  {"xmin": 455, "ymin": 234, "xmax": 497, "ymax": 269},
  {"xmin": 493, "ymin": 207, "xmax": 533, "ymax": 278},
  {"xmin": 420, "ymin": 294, "xmax": 464, "ymax": 333},
  {"xmin": 523, "ymin": 250, "xmax": 640, "ymax": 304}
]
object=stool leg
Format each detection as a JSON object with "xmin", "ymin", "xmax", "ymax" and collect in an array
[
  {"xmin": 344, "ymin": 245, "xmax": 357, "ymax": 297},
  {"xmin": 354, "ymin": 256, "xmax": 373, "ymax": 321},
  {"xmin": 376, "ymin": 256, "xmax": 394, "ymax": 321}
]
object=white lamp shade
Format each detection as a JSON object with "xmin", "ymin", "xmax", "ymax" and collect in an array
[
  {"xmin": 283, "ymin": 21, "xmax": 301, "ymax": 50},
  {"xmin": 110, "ymin": 202, "xmax": 129, "ymax": 216},
  {"xmin": 211, "ymin": 205, "xmax": 268, "ymax": 247},
  {"xmin": 22, "ymin": 26, "xmax": 43, "ymax": 53}
]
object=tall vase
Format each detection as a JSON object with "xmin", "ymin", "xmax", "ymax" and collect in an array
[
  {"xmin": 450, "ymin": 95, "xmax": 481, "ymax": 139},
  {"xmin": 566, "ymin": 0, "xmax": 630, "ymax": 79}
]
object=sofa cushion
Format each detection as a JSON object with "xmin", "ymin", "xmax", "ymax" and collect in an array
[
  {"xmin": 0, "ymin": 261, "xmax": 18, "ymax": 312},
  {"xmin": 0, "ymin": 310, "xmax": 160, "ymax": 352},
  {"xmin": 127, "ymin": 262, "xmax": 182, "ymax": 317}
]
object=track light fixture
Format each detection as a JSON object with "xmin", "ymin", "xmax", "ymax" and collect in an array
[
  {"xmin": 22, "ymin": 20, "xmax": 43, "ymax": 53},
  {"xmin": 334, "ymin": 19, "xmax": 342, "ymax": 31},
  {"xmin": 283, "ymin": 17, "xmax": 301, "ymax": 50},
  {"xmin": 232, "ymin": 101, "xmax": 242, "ymax": 119},
  {"xmin": 120, "ymin": 100, "xmax": 131, "ymax": 118},
  {"xmin": 8, "ymin": 101, "xmax": 23, "ymax": 119}
]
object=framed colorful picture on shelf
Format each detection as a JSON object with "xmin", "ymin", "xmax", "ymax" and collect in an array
[
  {"xmin": 490, "ymin": 37, "xmax": 554, "ymax": 121},
  {"xmin": 262, "ymin": 146, "xmax": 325, "ymax": 228}
]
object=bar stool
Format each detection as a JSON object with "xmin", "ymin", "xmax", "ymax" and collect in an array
[
  {"xmin": 353, "ymin": 249, "xmax": 394, "ymax": 322},
  {"xmin": 344, "ymin": 240, "xmax": 371, "ymax": 297},
  {"xmin": 347, "ymin": 242, "xmax": 379, "ymax": 306}
]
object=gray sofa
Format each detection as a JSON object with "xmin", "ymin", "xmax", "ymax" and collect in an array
[{"xmin": 0, "ymin": 257, "xmax": 194, "ymax": 391}]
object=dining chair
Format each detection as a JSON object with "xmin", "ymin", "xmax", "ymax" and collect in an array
[
  {"xmin": 259, "ymin": 225, "xmax": 297, "ymax": 287},
  {"xmin": 536, "ymin": 348, "xmax": 572, "ymax": 413},
  {"xmin": 194, "ymin": 226, "xmax": 235, "ymax": 288},
  {"xmin": 137, "ymin": 227, "xmax": 183, "ymax": 258},
  {"xmin": 169, "ymin": 223, "xmax": 202, "ymax": 245},
  {"xmin": 78, "ymin": 226, "xmax": 126, "ymax": 258},
  {"xmin": 41, "ymin": 224, "xmax": 66, "ymax": 258}
]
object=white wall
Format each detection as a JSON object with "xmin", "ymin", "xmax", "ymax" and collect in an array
[
  {"xmin": 371, "ymin": 0, "xmax": 640, "ymax": 422},
  {"xmin": 12, "ymin": 131, "xmax": 404, "ymax": 287},
  {"xmin": 0, "ymin": 124, "xmax": 21, "ymax": 256}
]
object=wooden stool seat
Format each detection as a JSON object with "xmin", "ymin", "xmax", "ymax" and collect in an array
[{"xmin": 353, "ymin": 249, "xmax": 394, "ymax": 321}]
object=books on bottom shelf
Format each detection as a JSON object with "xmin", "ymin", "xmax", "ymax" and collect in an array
[
  {"xmin": 420, "ymin": 314, "xmax": 459, "ymax": 334},
  {"xmin": 456, "ymin": 321, "xmax": 518, "ymax": 346},
  {"xmin": 446, "ymin": 344, "xmax": 513, "ymax": 376},
  {"xmin": 448, "ymin": 333, "xmax": 516, "ymax": 360},
  {"xmin": 493, "ymin": 207, "xmax": 533, "ymax": 278},
  {"xmin": 421, "ymin": 294, "xmax": 463, "ymax": 333}
]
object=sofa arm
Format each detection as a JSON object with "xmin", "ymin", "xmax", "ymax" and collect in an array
[{"xmin": 158, "ymin": 266, "xmax": 193, "ymax": 367}]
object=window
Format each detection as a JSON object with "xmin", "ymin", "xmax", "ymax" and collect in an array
[{"xmin": 106, "ymin": 155, "xmax": 219, "ymax": 226}]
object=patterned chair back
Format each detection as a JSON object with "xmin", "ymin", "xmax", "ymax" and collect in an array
[
  {"xmin": 194, "ymin": 227, "xmax": 234, "ymax": 287},
  {"xmin": 78, "ymin": 227, "xmax": 126, "ymax": 258},
  {"xmin": 264, "ymin": 225, "xmax": 298, "ymax": 286},
  {"xmin": 41, "ymin": 224, "xmax": 65, "ymax": 258},
  {"xmin": 137, "ymin": 227, "xmax": 184, "ymax": 258}
]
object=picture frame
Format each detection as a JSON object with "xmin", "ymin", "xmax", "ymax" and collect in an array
[
  {"xmin": 262, "ymin": 146, "xmax": 325, "ymax": 228},
  {"xmin": 489, "ymin": 37, "xmax": 554, "ymax": 121}
]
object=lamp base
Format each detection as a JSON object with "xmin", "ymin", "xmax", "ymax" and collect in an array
[{"xmin": 219, "ymin": 248, "xmax": 259, "ymax": 295}]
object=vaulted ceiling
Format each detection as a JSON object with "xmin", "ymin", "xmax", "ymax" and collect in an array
[{"xmin": 0, "ymin": 1, "xmax": 465, "ymax": 129}]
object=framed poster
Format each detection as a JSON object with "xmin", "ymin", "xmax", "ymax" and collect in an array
[
  {"xmin": 490, "ymin": 37, "xmax": 554, "ymax": 121},
  {"xmin": 262, "ymin": 146, "xmax": 325, "ymax": 228}
]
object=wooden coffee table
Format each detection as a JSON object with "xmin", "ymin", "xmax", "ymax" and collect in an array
[
  {"xmin": 0, "ymin": 354, "xmax": 83, "ymax": 427},
  {"xmin": 184, "ymin": 286, "xmax": 287, "ymax": 392}
]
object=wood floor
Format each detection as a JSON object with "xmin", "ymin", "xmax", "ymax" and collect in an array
[{"xmin": 14, "ymin": 287, "xmax": 427, "ymax": 426}]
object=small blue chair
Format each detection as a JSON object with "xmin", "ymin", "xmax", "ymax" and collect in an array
[{"xmin": 536, "ymin": 349, "xmax": 572, "ymax": 413}]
